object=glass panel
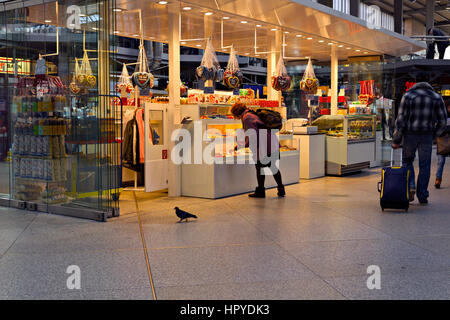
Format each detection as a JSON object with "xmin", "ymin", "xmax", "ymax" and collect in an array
[
  {"xmin": 149, "ymin": 110, "xmax": 163, "ymax": 146},
  {"xmin": 0, "ymin": 0, "xmax": 119, "ymax": 215}
]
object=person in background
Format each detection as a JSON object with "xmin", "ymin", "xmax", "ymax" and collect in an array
[
  {"xmin": 435, "ymin": 98, "xmax": 450, "ymax": 189},
  {"xmin": 231, "ymin": 103, "xmax": 285, "ymax": 198},
  {"xmin": 392, "ymin": 73, "xmax": 447, "ymax": 204},
  {"xmin": 426, "ymin": 27, "xmax": 449, "ymax": 60}
]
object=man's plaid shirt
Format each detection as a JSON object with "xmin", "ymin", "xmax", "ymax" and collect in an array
[{"xmin": 393, "ymin": 82, "xmax": 448, "ymax": 145}]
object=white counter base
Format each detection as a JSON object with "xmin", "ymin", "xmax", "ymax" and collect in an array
[
  {"xmin": 294, "ymin": 134, "xmax": 325, "ymax": 179},
  {"xmin": 181, "ymin": 151, "xmax": 300, "ymax": 199}
]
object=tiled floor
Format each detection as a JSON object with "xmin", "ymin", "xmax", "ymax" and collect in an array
[{"xmin": 0, "ymin": 152, "xmax": 449, "ymax": 300}]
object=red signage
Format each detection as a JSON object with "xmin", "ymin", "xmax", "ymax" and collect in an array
[{"xmin": 406, "ymin": 82, "xmax": 416, "ymax": 92}]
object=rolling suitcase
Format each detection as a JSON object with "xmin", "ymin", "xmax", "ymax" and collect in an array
[{"xmin": 377, "ymin": 149, "xmax": 410, "ymax": 212}]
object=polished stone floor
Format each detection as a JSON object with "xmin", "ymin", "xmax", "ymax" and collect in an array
[{"xmin": 1, "ymin": 152, "xmax": 449, "ymax": 300}]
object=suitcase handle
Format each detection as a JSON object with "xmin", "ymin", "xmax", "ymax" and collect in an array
[
  {"xmin": 377, "ymin": 181, "xmax": 382, "ymax": 193},
  {"xmin": 390, "ymin": 148, "xmax": 403, "ymax": 167}
]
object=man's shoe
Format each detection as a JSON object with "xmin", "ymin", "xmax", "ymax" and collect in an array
[
  {"xmin": 435, "ymin": 178, "xmax": 442, "ymax": 189},
  {"xmin": 249, "ymin": 187, "xmax": 265, "ymax": 198},
  {"xmin": 277, "ymin": 185, "xmax": 286, "ymax": 197},
  {"xmin": 419, "ymin": 198, "xmax": 428, "ymax": 205},
  {"xmin": 409, "ymin": 189, "xmax": 415, "ymax": 202}
]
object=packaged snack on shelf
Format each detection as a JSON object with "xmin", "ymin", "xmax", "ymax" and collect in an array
[
  {"xmin": 26, "ymin": 158, "xmax": 33, "ymax": 178},
  {"xmin": 19, "ymin": 158, "xmax": 26, "ymax": 177},
  {"xmin": 42, "ymin": 136, "xmax": 50, "ymax": 157},
  {"xmin": 36, "ymin": 135, "xmax": 43, "ymax": 156},
  {"xmin": 13, "ymin": 157, "xmax": 20, "ymax": 176},
  {"xmin": 30, "ymin": 135, "xmax": 37, "ymax": 156}
]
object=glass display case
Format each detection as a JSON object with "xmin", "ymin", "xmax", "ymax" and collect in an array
[
  {"xmin": 205, "ymin": 122, "xmax": 298, "ymax": 159},
  {"xmin": 311, "ymin": 115, "xmax": 376, "ymax": 175},
  {"xmin": 312, "ymin": 115, "xmax": 376, "ymax": 142}
]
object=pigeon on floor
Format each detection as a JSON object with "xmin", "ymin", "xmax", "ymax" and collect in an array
[{"xmin": 174, "ymin": 206, "xmax": 198, "ymax": 223}]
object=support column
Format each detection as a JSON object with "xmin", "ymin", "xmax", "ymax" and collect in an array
[
  {"xmin": 330, "ymin": 46, "xmax": 338, "ymax": 116},
  {"xmin": 98, "ymin": 0, "xmax": 110, "ymax": 103},
  {"xmin": 267, "ymin": 30, "xmax": 281, "ymax": 102},
  {"xmin": 394, "ymin": 0, "xmax": 403, "ymax": 34},
  {"xmin": 168, "ymin": 5, "xmax": 181, "ymax": 197},
  {"xmin": 350, "ymin": 0, "xmax": 359, "ymax": 18},
  {"xmin": 426, "ymin": 0, "xmax": 435, "ymax": 33}
]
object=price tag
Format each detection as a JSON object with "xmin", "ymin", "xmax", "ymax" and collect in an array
[{"xmin": 204, "ymin": 87, "xmax": 214, "ymax": 94}]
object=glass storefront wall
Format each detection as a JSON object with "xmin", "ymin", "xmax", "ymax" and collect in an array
[
  {"xmin": 0, "ymin": 0, "xmax": 430, "ymax": 219},
  {"xmin": 0, "ymin": 0, "xmax": 120, "ymax": 219}
]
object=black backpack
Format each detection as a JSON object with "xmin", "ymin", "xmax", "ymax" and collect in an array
[{"xmin": 252, "ymin": 108, "xmax": 283, "ymax": 130}]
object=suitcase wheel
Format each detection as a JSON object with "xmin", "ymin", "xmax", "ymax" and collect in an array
[
  {"xmin": 381, "ymin": 207, "xmax": 384, "ymax": 212},
  {"xmin": 404, "ymin": 208, "xmax": 408, "ymax": 212}
]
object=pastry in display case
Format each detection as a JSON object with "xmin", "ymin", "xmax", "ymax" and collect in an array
[
  {"xmin": 205, "ymin": 122, "xmax": 297, "ymax": 158},
  {"xmin": 312, "ymin": 115, "xmax": 376, "ymax": 175},
  {"xmin": 312, "ymin": 115, "xmax": 375, "ymax": 142}
]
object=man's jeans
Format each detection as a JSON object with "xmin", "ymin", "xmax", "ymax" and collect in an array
[
  {"xmin": 402, "ymin": 134, "xmax": 433, "ymax": 201},
  {"xmin": 436, "ymin": 155, "xmax": 447, "ymax": 179}
]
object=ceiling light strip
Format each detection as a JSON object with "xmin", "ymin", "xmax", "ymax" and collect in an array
[
  {"xmin": 282, "ymin": 33, "xmax": 301, "ymax": 60},
  {"xmin": 221, "ymin": 19, "xmax": 233, "ymax": 50},
  {"xmin": 179, "ymin": 13, "xmax": 209, "ymax": 43},
  {"xmin": 254, "ymin": 27, "xmax": 279, "ymax": 55}
]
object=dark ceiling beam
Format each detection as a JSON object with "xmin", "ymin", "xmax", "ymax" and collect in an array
[
  {"xmin": 364, "ymin": 0, "xmax": 426, "ymax": 25},
  {"xmin": 414, "ymin": 0, "xmax": 448, "ymax": 21},
  {"xmin": 362, "ymin": 0, "xmax": 427, "ymax": 25},
  {"xmin": 394, "ymin": 0, "xmax": 403, "ymax": 34},
  {"xmin": 404, "ymin": 4, "xmax": 449, "ymax": 15},
  {"xmin": 435, "ymin": 20, "xmax": 450, "ymax": 27}
]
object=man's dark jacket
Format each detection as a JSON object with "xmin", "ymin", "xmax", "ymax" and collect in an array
[{"xmin": 393, "ymin": 82, "xmax": 447, "ymax": 145}]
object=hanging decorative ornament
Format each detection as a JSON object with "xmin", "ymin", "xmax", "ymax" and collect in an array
[
  {"xmin": 272, "ymin": 56, "xmax": 292, "ymax": 92},
  {"xmin": 81, "ymin": 51, "xmax": 97, "ymax": 88},
  {"xmin": 116, "ymin": 64, "xmax": 134, "ymax": 93},
  {"xmin": 196, "ymin": 38, "xmax": 220, "ymax": 82},
  {"xmin": 299, "ymin": 58, "xmax": 319, "ymax": 93},
  {"xmin": 75, "ymin": 58, "xmax": 86, "ymax": 85},
  {"xmin": 223, "ymin": 46, "xmax": 243, "ymax": 89},
  {"xmin": 132, "ymin": 42, "xmax": 154, "ymax": 90},
  {"xmin": 70, "ymin": 76, "xmax": 81, "ymax": 95}
]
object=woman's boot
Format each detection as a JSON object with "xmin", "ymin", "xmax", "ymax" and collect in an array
[
  {"xmin": 277, "ymin": 185, "xmax": 285, "ymax": 197},
  {"xmin": 249, "ymin": 187, "xmax": 266, "ymax": 198}
]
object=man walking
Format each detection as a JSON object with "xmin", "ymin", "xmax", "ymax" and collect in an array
[
  {"xmin": 392, "ymin": 74, "xmax": 448, "ymax": 204},
  {"xmin": 426, "ymin": 27, "xmax": 449, "ymax": 60}
]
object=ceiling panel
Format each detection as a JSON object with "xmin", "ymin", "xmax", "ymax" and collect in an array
[{"xmin": 24, "ymin": 0, "xmax": 426, "ymax": 61}]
